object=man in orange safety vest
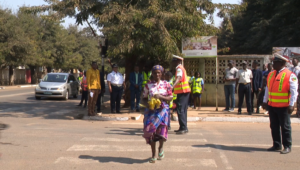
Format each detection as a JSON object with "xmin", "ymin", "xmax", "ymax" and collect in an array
[{"xmin": 263, "ymin": 53, "xmax": 298, "ymax": 154}]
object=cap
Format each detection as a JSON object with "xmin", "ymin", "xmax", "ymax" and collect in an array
[
  {"xmin": 172, "ymin": 55, "xmax": 184, "ymax": 61},
  {"xmin": 242, "ymin": 61, "xmax": 247, "ymax": 65},
  {"xmin": 228, "ymin": 60, "xmax": 234, "ymax": 64},
  {"xmin": 273, "ymin": 53, "xmax": 289, "ymax": 62},
  {"xmin": 112, "ymin": 64, "xmax": 118, "ymax": 68}
]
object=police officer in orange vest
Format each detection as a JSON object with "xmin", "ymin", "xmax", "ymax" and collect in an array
[
  {"xmin": 172, "ymin": 55, "xmax": 191, "ymax": 134},
  {"xmin": 262, "ymin": 53, "xmax": 298, "ymax": 154}
]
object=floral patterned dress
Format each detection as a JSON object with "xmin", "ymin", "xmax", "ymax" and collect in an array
[{"xmin": 142, "ymin": 80, "xmax": 173, "ymax": 144}]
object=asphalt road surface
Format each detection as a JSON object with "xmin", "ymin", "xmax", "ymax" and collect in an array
[{"xmin": 1, "ymin": 87, "xmax": 300, "ymax": 170}]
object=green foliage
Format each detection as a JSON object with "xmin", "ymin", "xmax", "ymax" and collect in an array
[
  {"xmin": 218, "ymin": 0, "xmax": 300, "ymax": 54},
  {"xmin": 0, "ymin": 6, "xmax": 100, "ymax": 71}
]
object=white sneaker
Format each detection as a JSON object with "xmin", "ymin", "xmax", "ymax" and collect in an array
[
  {"xmin": 264, "ymin": 111, "xmax": 268, "ymax": 115},
  {"xmin": 229, "ymin": 108, "xmax": 234, "ymax": 112}
]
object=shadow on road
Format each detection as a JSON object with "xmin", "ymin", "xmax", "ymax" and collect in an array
[
  {"xmin": 106, "ymin": 128, "xmax": 143, "ymax": 136},
  {"xmin": 193, "ymin": 144, "xmax": 267, "ymax": 152},
  {"xmin": 79, "ymin": 155, "xmax": 148, "ymax": 164}
]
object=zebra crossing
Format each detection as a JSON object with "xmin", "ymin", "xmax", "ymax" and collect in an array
[{"xmin": 53, "ymin": 124, "xmax": 232, "ymax": 169}]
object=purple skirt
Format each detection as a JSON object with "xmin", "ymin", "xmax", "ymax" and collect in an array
[{"xmin": 143, "ymin": 107, "xmax": 169, "ymax": 144}]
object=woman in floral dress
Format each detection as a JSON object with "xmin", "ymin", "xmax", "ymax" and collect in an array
[{"xmin": 142, "ymin": 65, "xmax": 173, "ymax": 163}]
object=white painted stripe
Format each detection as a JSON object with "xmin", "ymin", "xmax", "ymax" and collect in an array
[
  {"xmin": 55, "ymin": 157, "xmax": 217, "ymax": 167},
  {"xmin": 215, "ymin": 145, "xmax": 233, "ymax": 169},
  {"xmin": 67, "ymin": 145, "xmax": 211, "ymax": 152},
  {"xmin": 81, "ymin": 137, "xmax": 207, "ymax": 142},
  {"xmin": 111, "ymin": 122, "xmax": 197, "ymax": 126},
  {"xmin": 49, "ymin": 110, "xmax": 71, "ymax": 115},
  {"xmin": 212, "ymin": 143, "xmax": 300, "ymax": 148},
  {"xmin": 0, "ymin": 92, "xmax": 34, "ymax": 98}
]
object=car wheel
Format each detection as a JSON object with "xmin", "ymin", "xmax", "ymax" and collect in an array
[
  {"xmin": 64, "ymin": 91, "xmax": 69, "ymax": 100},
  {"xmin": 35, "ymin": 96, "xmax": 41, "ymax": 100}
]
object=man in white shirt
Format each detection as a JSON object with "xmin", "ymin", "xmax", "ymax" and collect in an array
[
  {"xmin": 289, "ymin": 58, "xmax": 300, "ymax": 76},
  {"xmin": 223, "ymin": 60, "xmax": 238, "ymax": 112},
  {"xmin": 107, "ymin": 64, "xmax": 126, "ymax": 113},
  {"xmin": 236, "ymin": 61, "xmax": 253, "ymax": 115},
  {"xmin": 262, "ymin": 53, "xmax": 298, "ymax": 154}
]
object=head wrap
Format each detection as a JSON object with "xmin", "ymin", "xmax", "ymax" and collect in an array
[{"xmin": 152, "ymin": 65, "xmax": 164, "ymax": 72}]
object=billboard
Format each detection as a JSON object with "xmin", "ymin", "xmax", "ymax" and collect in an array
[
  {"xmin": 182, "ymin": 36, "xmax": 217, "ymax": 58},
  {"xmin": 272, "ymin": 47, "xmax": 300, "ymax": 60}
]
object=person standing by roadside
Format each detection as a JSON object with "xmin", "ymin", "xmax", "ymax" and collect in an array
[
  {"xmin": 236, "ymin": 61, "xmax": 253, "ymax": 115},
  {"xmin": 77, "ymin": 71, "xmax": 88, "ymax": 108},
  {"xmin": 290, "ymin": 58, "xmax": 300, "ymax": 117},
  {"xmin": 263, "ymin": 53, "xmax": 298, "ymax": 154},
  {"xmin": 87, "ymin": 62, "xmax": 101, "ymax": 116},
  {"xmin": 251, "ymin": 61, "xmax": 263, "ymax": 113},
  {"xmin": 107, "ymin": 64, "xmax": 126, "ymax": 113},
  {"xmin": 258, "ymin": 63, "xmax": 272, "ymax": 114},
  {"xmin": 172, "ymin": 55, "xmax": 191, "ymax": 134},
  {"xmin": 192, "ymin": 72, "xmax": 204, "ymax": 110},
  {"xmin": 223, "ymin": 60, "xmax": 238, "ymax": 112},
  {"xmin": 96, "ymin": 71, "xmax": 106, "ymax": 114},
  {"xmin": 129, "ymin": 65, "xmax": 143, "ymax": 112}
]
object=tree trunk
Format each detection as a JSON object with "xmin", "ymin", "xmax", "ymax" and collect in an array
[
  {"xmin": 123, "ymin": 55, "xmax": 138, "ymax": 108},
  {"xmin": 8, "ymin": 65, "xmax": 14, "ymax": 86},
  {"xmin": 29, "ymin": 65, "xmax": 38, "ymax": 84}
]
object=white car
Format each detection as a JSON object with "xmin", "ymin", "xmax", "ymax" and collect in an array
[{"xmin": 35, "ymin": 73, "xmax": 79, "ymax": 100}]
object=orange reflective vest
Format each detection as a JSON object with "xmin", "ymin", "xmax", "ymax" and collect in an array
[
  {"xmin": 174, "ymin": 65, "xmax": 191, "ymax": 94},
  {"xmin": 267, "ymin": 68, "xmax": 292, "ymax": 107}
]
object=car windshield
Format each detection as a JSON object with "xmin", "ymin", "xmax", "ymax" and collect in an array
[{"xmin": 43, "ymin": 74, "xmax": 67, "ymax": 82}]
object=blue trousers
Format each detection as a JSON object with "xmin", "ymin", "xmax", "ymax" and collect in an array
[
  {"xmin": 224, "ymin": 84, "xmax": 235, "ymax": 110},
  {"xmin": 110, "ymin": 86, "xmax": 123, "ymax": 112},
  {"xmin": 130, "ymin": 89, "xmax": 141, "ymax": 110}
]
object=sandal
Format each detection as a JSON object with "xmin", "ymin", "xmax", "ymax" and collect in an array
[
  {"xmin": 149, "ymin": 157, "xmax": 157, "ymax": 163},
  {"xmin": 158, "ymin": 150, "xmax": 164, "ymax": 160}
]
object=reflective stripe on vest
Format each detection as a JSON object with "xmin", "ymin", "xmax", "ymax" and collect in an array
[
  {"xmin": 192, "ymin": 78, "xmax": 202, "ymax": 93},
  {"xmin": 267, "ymin": 68, "xmax": 291, "ymax": 107},
  {"xmin": 174, "ymin": 65, "xmax": 191, "ymax": 94}
]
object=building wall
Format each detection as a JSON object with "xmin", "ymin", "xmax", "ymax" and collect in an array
[{"xmin": 185, "ymin": 55, "xmax": 272, "ymax": 107}]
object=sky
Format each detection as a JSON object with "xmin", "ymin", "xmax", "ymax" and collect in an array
[{"xmin": 0, "ymin": 0, "xmax": 241, "ymax": 28}]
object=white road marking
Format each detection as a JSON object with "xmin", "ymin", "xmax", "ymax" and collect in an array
[
  {"xmin": 54, "ymin": 157, "xmax": 217, "ymax": 167},
  {"xmin": 215, "ymin": 145, "xmax": 233, "ymax": 169},
  {"xmin": 81, "ymin": 137, "xmax": 207, "ymax": 142},
  {"xmin": 111, "ymin": 122, "xmax": 196, "ymax": 126},
  {"xmin": 0, "ymin": 92, "xmax": 34, "ymax": 98},
  {"xmin": 67, "ymin": 145, "xmax": 211, "ymax": 152},
  {"xmin": 212, "ymin": 143, "xmax": 300, "ymax": 148}
]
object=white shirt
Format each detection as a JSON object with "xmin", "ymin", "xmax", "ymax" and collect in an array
[
  {"xmin": 236, "ymin": 69, "xmax": 253, "ymax": 83},
  {"xmin": 176, "ymin": 64, "xmax": 183, "ymax": 77},
  {"xmin": 107, "ymin": 71, "xmax": 124, "ymax": 84},
  {"xmin": 263, "ymin": 67, "xmax": 298, "ymax": 106},
  {"xmin": 289, "ymin": 66, "xmax": 300, "ymax": 77}
]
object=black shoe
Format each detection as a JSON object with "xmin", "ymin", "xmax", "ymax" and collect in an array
[
  {"xmin": 267, "ymin": 146, "xmax": 282, "ymax": 151},
  {"xmin": 136, "ymin": 109, "xmax": 140, "ymax": 112},
  {"xmin": 238, "ymin": 112, "xmax": 241, "ymax": 115},
  {"xmin": 77, "ymin": 104, "xmax": 82, "ymax": 106},
  {"xmin": 174, "ymin": 129, "xmax": 181, "ymax": 133},
  {"xmin": 97, "ymin": 110, "xmax": 101, "ymax": 113},
  {"xmin": 176, "ymin": 130, "xmax": 188, "ymax": 135},
  {"xmin": 248, "ymin": 112, "xmax": 252, "ymax": 115},
  {"xmin": 280, "ymin": 148, "xmax": 291, "ymax": 154},
  {"xmin": 111, "ymin": 111, "xmax": 116, "ymax": 113},
  {"xmin": 256, "ymin": 110, "xmax": 260, "ymax": 114},
  {"xmin": 83, "ymin": 105, "xmax": 87, "ymax": 108},
  {"xmin": 116, "ymin": 111, "xmax": 121, "ymax": 113}
]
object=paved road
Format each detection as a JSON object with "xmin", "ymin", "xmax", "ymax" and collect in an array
[{"xmin": 1, "ymin": 88, "xmax": 300, "ymax": 170}]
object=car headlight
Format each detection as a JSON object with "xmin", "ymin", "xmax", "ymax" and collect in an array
[{"xmin": 58, "ymin": 86, "xmax": 65, "ymax": 90}]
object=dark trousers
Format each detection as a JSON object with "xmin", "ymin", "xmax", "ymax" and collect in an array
[
  {"xmin": 176, "ymin": 93, "xmax": 190, "ymax": 130},
  {"xmin": 130, "ymin": 88, "xmax": 141, "ymax": 110},
  {"xmin": 110, "ymin": 86, "xmax": 123, "ymax": 112},
  {"xmin": 238, "ymin": 83, "xmax": 251, "ymax": 113},
  {"xmin": 251, "ymin": 90, "xmax": 260, "ymax": 112},
  {"xmin": 79, "ymin": 90, "xmax": 88, "ymax": 106},
  {"xmin": 96, "ymin": 92, "xmax": 103, "ymax": 112},
  {"xmin": 224, "ymin": 84, "xmax": 236, "ymax": 110},
  {"xmin": 269, "ymin": 106, "xmax": 292, "ymax": 149}
]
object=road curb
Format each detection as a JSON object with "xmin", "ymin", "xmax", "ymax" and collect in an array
[
  {"xmin": 83, "ymin": 116, "xmax": 129, "ymax": 121},
  {"xmin": 19, "ymin": 85, "xmax": 37, "ymax": 88}
]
